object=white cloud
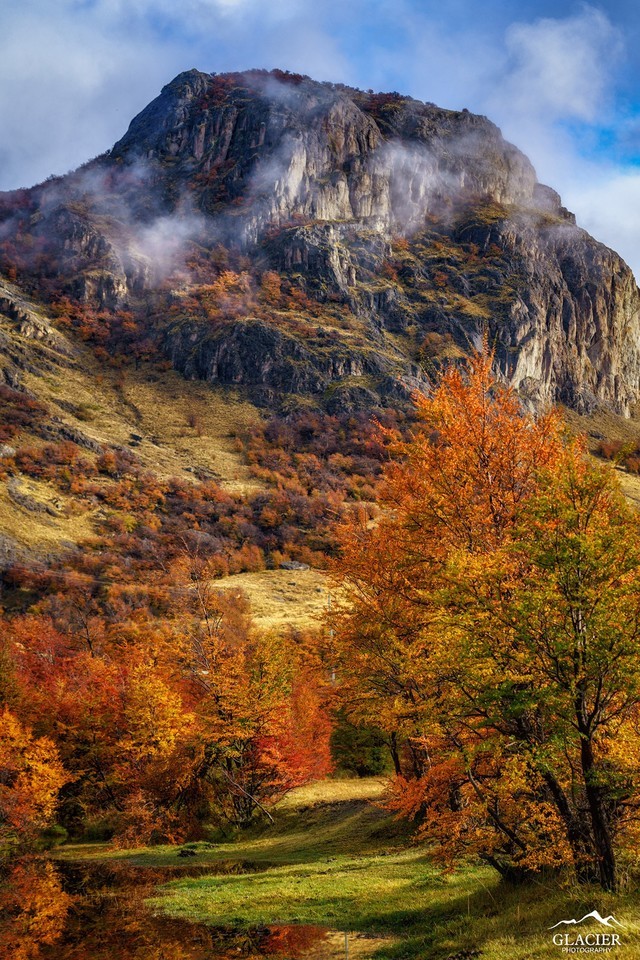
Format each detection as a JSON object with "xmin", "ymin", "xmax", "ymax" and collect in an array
[
  {"xmin": 0, "ymin": 7, "xmax": 185, "ymax": 188},
  {"xmin": 480, "ymin": 6, "xmax": 620, "ymax": 183},
  {"xmin": 395, "ymin": 5, "xmax": 640, "ymax": 275},
  {"xmin": 1, "ymin": 0, "xmax": 639, "ymax": 279},
  {"xmin": 0, "ymin": 0, "xmax": 350, "ymax": 190},
  {"xmin": 479, "ymin": 7, "xmax": 640, "ymax": 276},
  {"xmin": 564, "ymin": 169, "xmax": 640, "ymax": 275},
  {"xmin": 91, "ymin": 0, "xmax": 305, "ymax": 26},
  {"xmin": 500, "ymin": 7, "xmax": 620, "ymax": 123}
]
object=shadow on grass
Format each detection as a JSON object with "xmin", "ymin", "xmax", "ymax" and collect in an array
[
  {"xmin": 60, "ymin": 797, "xmax": 409, "ymax": 870},
  {"xmin": 58, "ymin": 786, "xmax": 640, "ymax": 960},
  {"xmin": 153, "ymin": 856, "xmax": 640, "ymax": 960}
]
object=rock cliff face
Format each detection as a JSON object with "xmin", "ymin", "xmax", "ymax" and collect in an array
[
  {"xmin": 0, "ymin": 68, "xmax": 639, "ymax": 414},
  {"xmin": 110, "ymin": 70, "xmax": 539, "ymax": 238}
]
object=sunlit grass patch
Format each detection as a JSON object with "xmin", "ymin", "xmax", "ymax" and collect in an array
[{"xmin": 59, "ymin": 778, "xmax": 640, "ymax": 958}]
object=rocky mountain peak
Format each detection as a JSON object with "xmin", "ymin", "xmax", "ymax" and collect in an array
[
  {"xmin": 108, "ymin": 67, "xmax": 544, "ymax": 239},
  {"xmin": 0, "ymin": 68, "xmax": 639, "ymax": 416}
]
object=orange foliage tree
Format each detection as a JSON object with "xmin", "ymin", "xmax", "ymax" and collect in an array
[
  {"xmin": 166, "ymin": 552, "xmax": 333, "ymax": 829},
  {"xmin": 332, "ymin": 351, "xmax": 640, "ymax": 890},
  {"xmin": 3, "ymin": 550, "xmax": 333, "ymax": 846},
  {"xmin": 0, "ymin": 709, "xmax": 69, "ymax": 846}
]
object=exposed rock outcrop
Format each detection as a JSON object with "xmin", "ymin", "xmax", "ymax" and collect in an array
[{"xmin": 0, "ymin": 68, "xmax": 638, "ymax": 414}]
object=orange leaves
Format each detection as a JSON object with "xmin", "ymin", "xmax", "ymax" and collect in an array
[
  {"xmin": 161, "ymin": 552, "xmax": 333, "ymax": 826},
  {"xmin": 0, "ymin": 545, "xmax": 335, "ymax": 843},
  {"xmin": 119, "ymin": 662, "xmax": 190, "ymax": 766},
  {"xmin": 0, "ymin": 385, "xmax": 48, "ymax": 443},
  {"xmin": 389, "ymin": 350, "xmax": 564, "ymax": 553},
  {"xmin": 277, "ymin": 667, "xmax": 334, "ymax": 785},
  {"xmin": 198, "ymin": 270, "xmax": 256, "ymax": 322},
  {"xmin": 0, "ymin": 858, "xmax": 73, "ymax": 960},
  {"xmin": 331, "ymin": 347, "xmax": 640, "ymax": 886},
  {"xmin": 259, "ymin": 270, "xmax": 282, "ymax": 304},
  {"xmin": 0, "ymin": 709, "xmax": 69, "ymax": 843},
  {"xmin": 385, "ymin": 738, "xmax": 573, "ymax": 876}
]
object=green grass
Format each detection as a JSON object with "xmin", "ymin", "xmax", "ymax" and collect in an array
[
  {"xmin": 60, "ymin": 778, "xmax": 640, "ymax": 959},
  {"xmin": 148, "ymin": 848, "xmax": 492, "ymax": 959},
  {"xmin": 57, "ymin": 779, "xmax": 397, "ymax": 869},
  {"xmin": 147, "ymin": 854, "xmax": 640, "ymax": 959}
]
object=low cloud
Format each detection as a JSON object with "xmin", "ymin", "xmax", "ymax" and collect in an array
[
  {"xmin": 564, "ymin": 169, "xmax": 640, "ymax": 277},
  {"xmin": 2, "ymin": 157, "xmax": 209, "ymax": 287},
  {"xmin": 1, "ymin": 1, "xmax": 639, "ymax": 278},
  {"xmin": 130, "ymin": 209, "xmax": 208, "ymax": 282}
]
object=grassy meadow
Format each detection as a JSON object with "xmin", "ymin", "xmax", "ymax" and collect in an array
[{"xmin": 59, "ymin": 779, "xmax": 640, "ymax": 959}]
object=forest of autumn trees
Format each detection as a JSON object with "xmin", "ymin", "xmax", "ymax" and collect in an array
[
  {"xmin": 331, "ymin": 353, "xmax": 640, "ymax": 892},
  {"xmin": 0, "ymin": 345, "xmax": 398, "ymax": 853},
  {"xmin": 4, "ymin": 348, "xmax": 640, "ymax": 896},
  {"xmin": 1, "ymin": 551, "xmax": 333, "ymax": 849}
]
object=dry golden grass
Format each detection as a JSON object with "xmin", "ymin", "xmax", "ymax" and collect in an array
[
  {"xmin": 1, "ymin": 307, "xmax": 265, "ymax": 555},
  {"xmin": 563, "ymin": 405, "xmax": 640, "ymax": 449},
  {"xmin": 23, "ymin": 359, "xmax": 263, "ymax": 494},
  {"xmin": 562, "ymin": 407, "xmax": 640, "ymax": 506},
  {"xmin": 215, "ymin": 568, "xmax": 332, "ymax": 631},
  {"xmin": 276, "ymin": 777, "xmax": 388, "ymax": 809},
  {"xmin": 0, "ymin": 291, "xmax": 261, "ymax": 492},
  {"xmin": 121, "ymin": 368, "xmax": 262, "ymax": 494},
  {"xmin": 616, "ymin": 469, "xmax": 640, "ymax": 507},
  {"xmin": 0, "ymin": 479, "xmax": 95, "ymax": 553}
]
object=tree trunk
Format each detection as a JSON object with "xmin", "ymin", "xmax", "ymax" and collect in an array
[
  {"xmin": 580, "ymin": 736, "xmax": 617, "ymax": 891},
  {"xmin": 541, "ymin": 769, "xmax": 598, "ymax": 884},
  {"xmin": 388, "ymin": 732, "xmax": 402, "ymax": 776}
]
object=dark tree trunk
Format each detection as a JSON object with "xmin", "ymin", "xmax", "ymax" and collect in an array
[
  {"xmin": 480, "ymin": 854, "xmax": 538, "ymax": 886},
  {"xmin": 580, "ymin": 736, "xmax": 617, "ymax": 891},
  {"xmin": 541, "ymin": 769, "xmax": 598, "ymax": 884},
  {"xmin": 389, "ymin": 732, "xmax": 402, "ymax": 776}
]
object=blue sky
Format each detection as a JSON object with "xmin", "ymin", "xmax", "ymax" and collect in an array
[{"xmin": 2, "ymin": 0, "xmax": 640, "ymax": 273}]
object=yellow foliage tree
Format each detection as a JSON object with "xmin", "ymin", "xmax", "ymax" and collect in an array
[
  {"xmin": 0, "ymin": 708, "xmax": 69, "ymax": 844},
  {"xmin": 332, "ymin": 351, "xmax": 640, "ymax": 890}
]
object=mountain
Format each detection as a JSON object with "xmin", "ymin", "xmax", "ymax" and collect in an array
[
  {"xmin": 1, "ymin": 67, "xmax": 640, "ymax": 417},
  {"xmin": 2, "ymin": 68, "xmax": 640, "ymax": 572}
]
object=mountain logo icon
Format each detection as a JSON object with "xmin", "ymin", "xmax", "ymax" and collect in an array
[{"xmin": 549, "ymin": 911, "xmax": 625, "ymax": 930}]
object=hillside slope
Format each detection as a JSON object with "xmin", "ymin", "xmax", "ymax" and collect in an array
[{"xmin": 1, "ymin": 68, "xmax": 640, "ymax": 578}]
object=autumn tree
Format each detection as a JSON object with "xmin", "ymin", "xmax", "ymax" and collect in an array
[
  {"xmin": 0, "ymin": 709, "xmax": 69, "ymax": 847},
  {"xmin": 461, "ymin": 443, "xmax": 640, "ymax": 890},
  {"xmin": 331, "ymin": 351, "xmax": 563, "ymax": 776},
  {"xmin": 332, "ymin": 351, "xmax": 640, "ymax": 890},
  {"xmin": 2, "ymin": 542, "xmax": 333, "ymax": 846},
  {"xmin": 168, "ymin": 552, "xmax": 332, "ymax": 827}
]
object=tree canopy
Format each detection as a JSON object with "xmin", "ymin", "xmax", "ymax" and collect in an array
[{"xmin": 332, "ymin": 351, "xmax": 640, "ymax": 890}]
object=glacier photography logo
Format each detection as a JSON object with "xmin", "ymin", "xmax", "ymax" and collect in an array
[{"xmin": 549, "ymin": 910, "xmax": 624, "ymax": 954}]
